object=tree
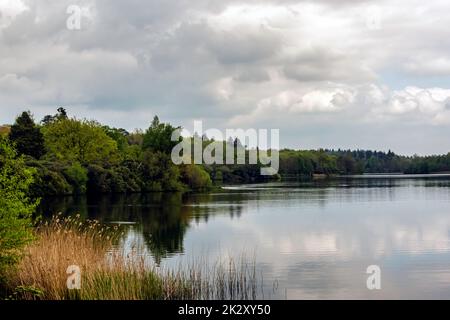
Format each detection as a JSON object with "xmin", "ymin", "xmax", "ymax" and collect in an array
[
  {"xmin": 64, "ymin": 162, "xmax": 88, "ymax": 194},
  {"xmin": 9, "ymin": 111, "xmax": 45, "ymax": 159},
  {"xmin": 102, "ymin": 126, "xmax": 129, "ymax": 152},
  {"xmin": 142, "ymin": 116, "xmax": 180, "ymax": 154},
  {"xmin": 181, "ymin": 165, "xmax": 212, "ymax": 190},
  {"xmin": 140, "ymin": 150, "xmax": 183, "ymax": 191},
  {"xmin": 0, "ymin": 138, "xmax": 38, "ymax": 274},
  {"xmin": 42, "ymin": 118, "xmax": 119, "ymax": 166},
  {"xmin": 337, "ymin": 154, "xmax": 357, "ymax": 174},
  {"xmin": 41, "ymin": 107, "xmax": 68, "ymax": 125}
]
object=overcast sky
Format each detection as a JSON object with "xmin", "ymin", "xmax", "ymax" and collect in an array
[{"xmin": 1, "ymin": 0, "xmax": 450, "ymax": 155}]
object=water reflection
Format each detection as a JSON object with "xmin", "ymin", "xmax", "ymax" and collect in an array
[{"xmin": 39, "ymin": 175, "xmax": 450, "ymax": 299}]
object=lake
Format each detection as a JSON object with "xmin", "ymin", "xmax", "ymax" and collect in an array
[{"xmin": 39, "ymin": 175, "xmax": 450, "ymax": 299}]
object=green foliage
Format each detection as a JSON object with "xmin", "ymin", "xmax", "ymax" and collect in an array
[
  {"xmin": 142, "ymin": 116, "xmax": 180, "ymax": 154},
  {"xmin": 5, "ymin": 108, "xmax": 450, "ymax": 198},
  {"xmin": 86, "ymin": 163, "xmax": 142, "ymax": 194},
  {"xmin": 279, "ymin": 149, "xmax": 338, "ymax": 176},
  {"xmin": 127, "ymin": 129, "xmax": 144, "ymax": 147},
  {"xmin": 141, "ymin": 151, "xmax": 184, "ymax": 192},
  {"xmin": 64, "ymin": 162, "xmax": 88, "ymax": 194},
  {"xmin": 26, "ymin": 159, "xmax": 73, "ymax": 196},
  {"xmin": 328, "ymin": 149, "xmax": 410, "ymax": 174},
  {"xmin": 405, "ymin": 153, "xmax": 450, "ymax": 174},
  {"xmin": 87, "ymin": 165, "xmax": 124, "ymax": 193},
  {"xmin": 102, "ymin": 126, "xmax": 129, "ymax": 152},
  {"xmin": 181, "ymin": 165, "xmax": 213, "ymax": 190},
  {"xmin": 0, "ymin": 138, "xmax": 38, "ymax": 274},
  {"xmin": 9, "ymin": 111, "xmax": 45, "ymax": 159},
  {"xmin": 8, "ymin": 285, "xmax": 44, "ymax": 300},
  {"xmin": 42, "ymin": 118, "xmax": 119, "ymax": 166},
  {"xmin": 123, "ymin": 144, "xmax": 143, "ymax": 161},
  {"xmin": 278, "ymin": 149, "xmax": 425, "ymax": 176},
  {"xmin": 41, "ymin": 107, "xmax": 68, "ymax": 125}
]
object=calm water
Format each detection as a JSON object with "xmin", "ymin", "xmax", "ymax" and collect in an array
[{"xmin": 39, "ymin": 175, "xmax": 450, "ymax": 299}]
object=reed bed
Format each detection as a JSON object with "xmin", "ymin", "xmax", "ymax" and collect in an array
[{"xmin": 5, "ymin": 214, "xmax": 259, "ymax": 300}]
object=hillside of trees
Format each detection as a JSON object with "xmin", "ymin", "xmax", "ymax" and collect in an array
[
  {"xmin": 2, "ymin": 108, "xmax": 450, "ymax": 196},
  {"xmin": 3, "ymin": 109, "xmax": 275, "ymax": 196},
  {"xmin": 279, "ymin": 148, "xmax": 450, "ymax": 176}
]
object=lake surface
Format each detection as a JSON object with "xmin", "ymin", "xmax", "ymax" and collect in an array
[{"xmin": 39, "ymin": 175, "xmax": 450, "ymax": 299}]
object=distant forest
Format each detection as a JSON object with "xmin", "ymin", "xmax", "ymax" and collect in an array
[{"xmin": 1, "ymin": 108, "xmax": 449, "ymax": 196}]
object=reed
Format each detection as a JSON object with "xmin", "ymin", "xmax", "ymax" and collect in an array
[{"xmin": 5, "ymin": 214, "xmax": 259, "ymax": 300}]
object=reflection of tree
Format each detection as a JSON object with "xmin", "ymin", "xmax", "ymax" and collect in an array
[
  {"xmin": 38, "ymin": 195, "xmax": 89, "ymax": 218},
  {"xmin": 38, "ymin": 192, "xmax": 193, "ymax": 265},
  {"xmin": 37, "ymin": 190, "xmax": 249, "ymax": 265},
  {"xmin": 140, "ymin": 193, "xmax": 191, "ymax": 264},
  {"xmin": 82, "ymin": 192, "xmax": 192, "ymax": 264}
]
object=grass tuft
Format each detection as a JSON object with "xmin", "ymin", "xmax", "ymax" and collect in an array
[{"xmin": 5, "ymin": 214, "xmax": 259, "ymax": 300}]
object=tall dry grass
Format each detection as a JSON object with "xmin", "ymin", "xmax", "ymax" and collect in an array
[{"xmin": 5, "ymin": 214, "xmax": 259, "ymax": 300}]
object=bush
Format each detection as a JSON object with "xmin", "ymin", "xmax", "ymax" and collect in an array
[
  {"xmin": 26, "ymin": 159, "xmax": 72, "ymax": 196},
  {"xmin": 87, "ymin": 165, "xmax": 139, "ymax": 193},
  {"xmin": 87, "ymin": 165, "xmax": 111, "ymax": 193},
  {"xmin": 114, "ymin": 165, "xmax": 142, "ymax": 192},
  {"xmin": 0, "ymin": 138, "xmax": 38, "ymax": 276},
  {"xmin": 141, "ymin": 151, "xmax": 184, "ymax": 192},
  {"xmin": 64, "ymin": 162, "xmax": 88, "ymax": 194},
  {"xmin": 181, "ymin": 165, "xmax": 213, "ymax": 190}
]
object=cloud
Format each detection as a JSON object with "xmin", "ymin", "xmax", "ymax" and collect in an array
[
  {"xmin": 283, "ymin": 46, "xmax": 376, "ymax": 83},
  {"xmin": 1, "ymin": 0, "xmax": 450, "ymax": 154},
  {"xmin": 404, "ymin": 56, "xmax": 450, "ymax": 76},
  {"xmin": 0, "ymin": 0, "xmax": 29, "ymax": 28},
  {"xmin": 245, "ymin": 85, "xmax": 356, "ymax": 118},
  {"xmin": 372, "ymin": 86, "xmax": 450, "ymax": 124}
]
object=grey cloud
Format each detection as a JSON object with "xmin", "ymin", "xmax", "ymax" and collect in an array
[
  {"xmin": 234, "ymin": 69, "xmax": 271, "ymax": 82},
  {"xmin": 1, "ymin": 0, "xmax": 450, "ymax": 154},
  {"xmin": 207, "ymin": 26, "xmax": 282, "ymax": 65},
  {"xmin": 283, "ymin": 47, "xmax": 375, "ymax": 83}
]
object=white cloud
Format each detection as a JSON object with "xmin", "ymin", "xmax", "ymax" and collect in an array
[
  {"xmin": 370, "ymin": 86, "xmax": 450, "ymax": 124},
  {"xmin": 404, "ymin": 57, "xmax": 450, "ymax": 76},
  {"xmin": 264, "ymin": 86, "xmax": 354, "ymax": 113},
  {"xmin": 0, "ymin": 0, "xmax": 29, "ymax": 28},
  {"xmin": 1, "ymin": 0, "xmax": 450, "ymax": 153}
]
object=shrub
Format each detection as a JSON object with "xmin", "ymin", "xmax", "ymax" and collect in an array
[
  {"xmin": 64, "ymin": 162, "xmax": 88, "ymax": 194},
  {"xmin": 87, "ymin": 165, "xmax": 134, "ymax": 193},
  {"xmin": 141, "ymin": 151, "xmax": 184, "ymax": 192},
  {"xmin": 181, "ymin": 165, "xmax": 212, "ymax": 190},
  {"xmin": 0, "ymin": 138, "xmax": 38, "ymax": 276},
  {"xmin": 26, "ymin": 159, "xmax": 72, "ymax": 196}
]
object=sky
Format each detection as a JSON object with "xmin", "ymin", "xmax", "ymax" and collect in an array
[{"xmin": 1, "ymin": 0, "xmax": 450, "ymax": 155}]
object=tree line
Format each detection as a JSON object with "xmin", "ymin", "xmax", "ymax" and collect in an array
[
  {"xmin": 1, "ymin": 109, "xmax": 276, "ymax": 197},
  {"xmin": 279, "ymin": 148, "xmax": 450, "ymax": 176},
  {"xmin": 1, "ymin": 109, "xmax": 450, "ymax": 197}
]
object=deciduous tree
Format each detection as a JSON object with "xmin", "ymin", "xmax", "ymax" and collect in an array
[{"xmin": 9, "ymin": 111, "xmax": 45, "ymax": 159}]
